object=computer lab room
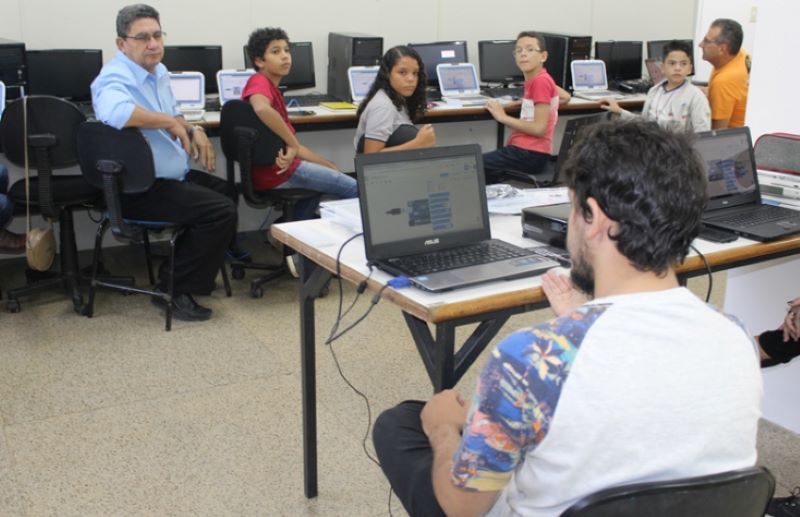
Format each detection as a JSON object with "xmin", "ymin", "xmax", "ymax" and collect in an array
[{"xmin": 0, "ymin": 0, "xmax": 798, "ymax": 515}]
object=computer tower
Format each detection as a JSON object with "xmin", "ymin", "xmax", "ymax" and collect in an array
[
  {"xmin": 0, "ymin": 38, "xmax": 27, "ymax": 101},
  {"xmin": 327, "ymin": 32, "xmax": 383, "ymax": 101},
  {"xmin": 540, "ymin": 32, "xmax": 592, "ymax": 91}
]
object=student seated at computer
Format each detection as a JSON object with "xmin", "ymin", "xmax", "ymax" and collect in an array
[
  {"xmin": 758, "ymin": 295, "xmax": 800, "ymax": 367},
  {"xmin": 482, "ymin": 31, "xmax": 560, "ymax": 184},
  {"xmin": 600, "ymin": 40, "xmax": 710, "ymax": 132},
  {"xmin": 354, "ymin": 46, "xmax": 435, "ymax": 154},
  {"xmin": 242, "ymin": 27, "xmax": 357, "ymax": 223}
]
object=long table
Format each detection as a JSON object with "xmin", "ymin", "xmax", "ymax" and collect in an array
[{"xmin": 269, "ymin": 214, "xmax": 800, "ymax": 498}]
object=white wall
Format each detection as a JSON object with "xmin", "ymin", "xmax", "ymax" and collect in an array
[{"xmin": 693, "ymin": 0, "xmax": 759, "ymax": 82}]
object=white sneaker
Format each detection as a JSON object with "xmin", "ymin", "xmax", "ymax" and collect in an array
[{"xmin": 286, "ymin": 254, "xmax": 300, "ymax": 278}]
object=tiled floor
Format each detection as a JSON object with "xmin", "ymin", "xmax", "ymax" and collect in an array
[{"xmin": 0, "ymin": 240, "xmax": 798, "ymax": 516}]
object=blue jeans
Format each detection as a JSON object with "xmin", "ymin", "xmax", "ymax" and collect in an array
[
  {"xmin": 277, "ymin": 160, "xmax": 358, "ymax": 220},
  {"xmin": 482, "ymin": 145, "xmax": 550, "ymax": 184},
  {"xmin": 0, "ymin": 163, "xmax": 13, "ymax": 230}
]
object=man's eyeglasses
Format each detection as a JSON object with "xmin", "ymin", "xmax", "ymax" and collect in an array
[
  {"xmin": 513, "ymin": 46, "xmax": 543, "ymax": 56},
  {"xmin": 701, "ymin": 36, "xmax": 721, "ymax": 46},
  {"xmin": 123, "ymin": 31, "xmax": 166, "ymax": 43}
]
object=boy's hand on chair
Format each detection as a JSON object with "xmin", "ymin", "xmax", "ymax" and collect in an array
[{"xmin": 276, "ymin": 146, "xmax": 298, "ymax": 173}]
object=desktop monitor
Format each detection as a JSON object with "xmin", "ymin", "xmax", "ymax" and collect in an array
[
  {"xmin": 478, "ymin": 40, "xmax": 523, "ymax": 85},
  {"xmin": 242, "ymin": 42, "xmax": 316, "ymax": 91},
  {"xmin": 25, "ymin": 49, "xmax": 102, "ymax": 102},
  {"xmin": 594, "ymin": 41, "xmax": 643, "ymax": 82},
  {"xmin": 162, "ymin": 45, "xmax": 223, "ymax": 94},
  {"xmin": 407, "ymin": 41, "xmax": 468, "ymax": 87}
]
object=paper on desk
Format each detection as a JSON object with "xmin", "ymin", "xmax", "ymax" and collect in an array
[
  {"xmin": 487, "ymin": 187, "xmax": 569, "ymax": 214},
  {"xmin": 320, "ymin": 198, "xmax": 363, "ymax": 232}
]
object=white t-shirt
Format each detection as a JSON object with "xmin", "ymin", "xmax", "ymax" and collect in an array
[
  {"xmin": 452, "ymin": 287, "xmax": 762, "ymax": 517},
  {"xmin": 620, "ymin": 79, "xmax": 711, "ymax": 132}
]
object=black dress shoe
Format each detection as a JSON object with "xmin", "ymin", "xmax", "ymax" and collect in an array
[{"xmin": 151, "ymin": 291, "xmax": 212, "ymax": 321}]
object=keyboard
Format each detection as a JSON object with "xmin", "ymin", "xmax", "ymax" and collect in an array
[
  {"xmin": 444, "ymin": 95, "xmax": 490, "ymax": 107},
  {"xmin": 284, "ymin": 93, "xmax": 341, "ymax": 107},
  {"xmin": 574, "ymin": 90, "xmax": 626, "ymax": 100},
  {"xmin": 709, "ymin": 205, "xmax": 800, "ymax": 228},
  {"xmin": 180, "ymin": 109, "xmax": 206, "ymax": 122},
  {"xmin": 386, "ymin": 239, "xmax": 533, "ymax": 277},
  {"xmin": 483, "ymin": 86, "xmax": 524, "ymax": 99}
]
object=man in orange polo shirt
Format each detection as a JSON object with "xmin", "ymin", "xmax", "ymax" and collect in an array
[{"xmin": 700, "ymin": 18, "xmax": 748, "ymax": 129}]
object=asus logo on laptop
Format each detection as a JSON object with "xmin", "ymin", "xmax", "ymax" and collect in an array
[{"xmin": 424, "ymin": 238, "xmax": 440, "ymax": 246}]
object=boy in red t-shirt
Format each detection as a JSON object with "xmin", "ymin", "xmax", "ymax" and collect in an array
[
  {"xmin": 242, "ymin": 28, "xmax": 357, "ymax": 220},
  {"xmin": 482, "ymin": 31, "xmax": 563, "ymax": 184}
]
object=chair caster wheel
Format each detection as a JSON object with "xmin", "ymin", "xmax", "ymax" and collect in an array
[
  {"xmin": 250, "ymin": 286, "xmax": 264, "ymax": 299},
  {"xmin": 232, "ymin": 267, "xmax": 245, "ymax": 280},
  {"xmin": 7, "ymin": 300, "xmax": 21, "ymax": 313},
  {"xmin": 78, "ymin": 304, "xmax": 92, "ymax": 317}
]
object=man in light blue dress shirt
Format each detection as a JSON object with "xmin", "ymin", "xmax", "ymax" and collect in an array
[{"xmin": 92, "ymin": 4, "xmax": 237, "ymax": 321}]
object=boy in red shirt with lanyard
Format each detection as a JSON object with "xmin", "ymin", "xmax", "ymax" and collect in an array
[{"xmin": 482, "ymin": 31, "xmax": 566, "ymax": 184}]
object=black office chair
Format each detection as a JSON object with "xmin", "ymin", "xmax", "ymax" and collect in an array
[
  {"xmin": 220, "ymin": 99, "xmax": 322, "ymax": 299},
  {"xmin": 355, "ymin": 124, "xmax": 420, "ymax": 154},
  {"xmin": 76, "ymin": 121, "xmax": 231, "ymax": 331},
  {"xmin": 0, "ymin": 95, "xmax": 103, "ymax": 313},
  {"xmin": 560, "ymin": 466, "xmax": 775, "ymax": 517}
]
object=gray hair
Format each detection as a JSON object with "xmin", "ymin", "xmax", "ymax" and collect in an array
[
  {"xmin": 711, "ymin": 18, "xmax": 743, "ymax": 55},
  {"xmin": 116, "ymin": 4, "xmax": 160, "ymax": 38}
]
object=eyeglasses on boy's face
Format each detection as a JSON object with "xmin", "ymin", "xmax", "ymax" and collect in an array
[
  {"xmin": 513, "ymin": 46, "xmax": 543, "ymax": 56},
  {"xmin": 123, "ymin": 31, "xmax": 167, "ymax": 43}
]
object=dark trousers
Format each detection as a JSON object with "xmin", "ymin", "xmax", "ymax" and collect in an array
[
  {"xmin": 759, "ymin": 329, "xmax": 800, "ymax": 365},
  {"xmin": 482, "ymin": 145, "xmax": 550, "ymax": 184},
  {"xmin": 120, "ymin": 170, "xmax": 237, "ymax": 296},
  {"xmin": 373, "ymin": 401, "xmax": 446, "ymax": 517}
]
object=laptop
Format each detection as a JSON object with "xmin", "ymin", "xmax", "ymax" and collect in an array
[
  {"xmin": 0, "ymin": 80, "xmax": 5, "ymax": 119},
  {"xmin": 696, "ymin": 127, "xmax": 800, "ymax": 241},
  {"xmin": 216, "ymin": 69, "xmax": 255, "ymax": 106},
  {"xmin": 570, "ymin": 60, "xmax": 626, "ymax": 101},
  {"xmin": 348, "ymin": 66, "xmax": 379, "ymax": 104},
  {"xmin": 645, "ymin": 58, "xmax": 665, "ymax": 84},
  {"xmin": 168, "ymin": 71, "xmax": 205, "ymax": 121},
  {"xmin": 436, "ymin": 63, "xmax": 492, "ymax": 107},
  {"xmin": 355, "ymin": 144, "xmax": 558, "ymax": 292}
]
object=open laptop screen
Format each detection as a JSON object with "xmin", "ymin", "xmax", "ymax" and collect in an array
[
  {"xmin": 169, "ymin": 74, "xmax": 204, "ymax": 107},
  {"xmin": 438, "ymin": 64, "xmax": 479, "ymax": 94},
  {"xmin": 217, "ymin": 70, "xmax": 255, "ymax": 105},
  {"xmin": 693, "ymin": 128, "xmax": 759, "ymax": 208},
  {"xmin": 571, "ymin": 60, "xmax": 607, "ymax": 90},
  {"xmin": 348, "ymin": 66, "xmax": 379, "ymax": 102},
  {"xmin": 356, "ymin": 145, "xmax": 489, "ymax": 259}
]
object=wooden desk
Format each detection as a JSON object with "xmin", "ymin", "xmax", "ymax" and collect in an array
[
  {"xmin": 201, "ymin": 96, "xmax": 645, "ymax": 149},
  {"xmin": 270, "ymin": 215, "xmax": 800, "ymax": 498}
]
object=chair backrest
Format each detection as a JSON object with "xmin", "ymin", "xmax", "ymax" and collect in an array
[
  {"xmin": 0, "ymin": 95, "xmax": 85, "ymax": 170},
  {"xmin": 560, "ymin": 466, "xmax": 775, "ymax": 517},
  {"xmin": 356, "ymin": 123, "xmax": 419, "ymax": 154},
  {"xmin": 76, "ymin": 121, "xmax": 157, "ymax": 239},
  {"xmin": 219, "ymin": 99, "xmax": 285, "ymax": 206}
]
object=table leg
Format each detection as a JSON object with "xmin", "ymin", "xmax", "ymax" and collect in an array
[{"xmin": 299, "ymin": 255, "xmax": 332, "ymax": 499}]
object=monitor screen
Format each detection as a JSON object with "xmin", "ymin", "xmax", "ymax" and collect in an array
[
  {"xmin": 478, "ymin": 40, "xmax": 523, "ymax": 84},
  {"xmin": 162, "ymin": 45, "xmax": 222, "ymax": 94},
  {"xmin": 594, "ymin": 41, "xmax": 643, "ymax": 81},
  {"xmin": 217, "ymin": 70, "xmax": 255, "ymax": 104},
  {"xmin": 25, "ymin": 49, "xmax": 103, "ymax": 102},
  {"xmin": 408, "ymin": 41, "xmax": 468, "ymax": 87},
  {"xmin": 282, "ymin": 42, "xmax": 315, "ymax": 91}
]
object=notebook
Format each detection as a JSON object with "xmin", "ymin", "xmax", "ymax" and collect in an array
[
  {"xmin": 355, "ymin": 144, "xmax": 558, "ymax": 292},
  {"xmin": 348, "ymin": 66, "xmax": 379, "ymax": 104},
  {"xmin": 436, "ymin": 63, "xmax": 491, "ymax": 106},
  {"xmin": 570, "ymin": 60, "xmax": 626, "ymax": 101},
  {"xmin": 645, "ymin": 58, "xmax": 665, "ymax": 84},
  {"xmin": 168, "ymin": 71, "xmax": 205, "ymax": 121},
  {"xmin": 696, "ymin": 127, "xmax": 800, "ymax": 241},
  {"xmin": 216, "ymin": 69, "xmax": 255, "ymax": 106}
]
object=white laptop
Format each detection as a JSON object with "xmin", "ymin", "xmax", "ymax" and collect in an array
[
  {"xmin": 436, "ymin": 63, "xmax": 491, "ymax": 106},
  {"xmin": 570, "ymin": 60, "xmax": 626, "ymax": 101},
  {"xmin": 168, "ymin": 71, "xmax": 206, "ymax": 121},
  {"xmin": 347, "ymin": 66, "xmax": 379, "ymax": 104},
  {"xmin": 216, "ymin": 69, "xmax": 256, "ymax": 106}
]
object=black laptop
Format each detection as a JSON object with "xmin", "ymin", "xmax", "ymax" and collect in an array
[
  {"xmin": 694, "ymin": 127, "xmax": 800, "ymax": 242},
  {"xmin": 355, "ymin": 144, "xmax": 558, "ymax": 292}
]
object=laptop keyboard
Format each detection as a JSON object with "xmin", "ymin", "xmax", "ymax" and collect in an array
[
  {"xmin": 710, "ymin": 205, "xmax": 800, "ymax": 228},
  {"xmin": 576, "ymin": 90, "xmax": 625, "ymax": 100},
  {"xmin": 483, "ymin": 86, "xmax": 524, "ymax": 98},
  {"xmin": 284, "ymin": 93, "xmax": 341, "ymax": 107},
  {"xmin": 386, "ymin": 239, "xmax": 533, "ymax": 276}
]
